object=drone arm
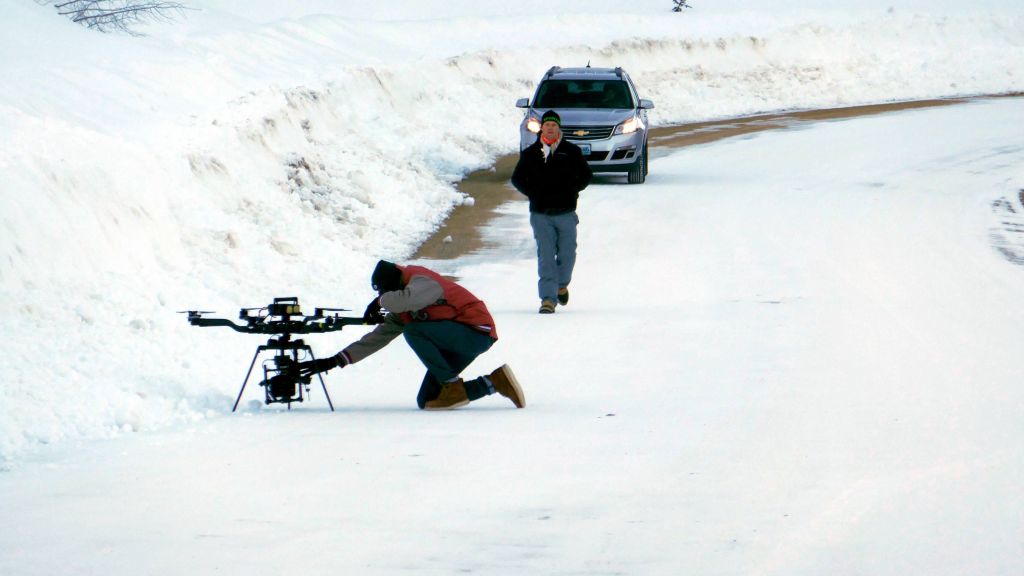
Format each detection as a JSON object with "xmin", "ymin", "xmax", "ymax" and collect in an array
[
  {"xmin": 298, "ymin": 315, "xmax": 372, "ymax": 333},
  {"xmin": 188, "ymin": 317, "xmax": 252, "ymax": 332},
  {"xmin": 332, "ymin": 317, "xmax": 373, "ymax": 327}
]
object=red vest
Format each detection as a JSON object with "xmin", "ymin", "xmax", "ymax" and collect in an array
[{"xmin": 397, "ymin": 265, "xmax": 498, "ymax": 339}]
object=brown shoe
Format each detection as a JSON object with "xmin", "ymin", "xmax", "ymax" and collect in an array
[
  {"xmin": 424, "ymin": 379, "xmax": 470, "ymax": 410},
  {"xmin": 557, "ymin": 287, "xmax": 569, "ymax": 306},
  {"xmin": 539, "ymin": 299, "xmax": 556, "ymax": 314},
  {"xmin": 488, "ymin": 364, "xmax": 525, "ymax": 408}
]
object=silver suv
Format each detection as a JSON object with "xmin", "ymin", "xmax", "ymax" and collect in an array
[{"xmin": 517, "ymin": 66, "xmax": 654, "ymax": 184}]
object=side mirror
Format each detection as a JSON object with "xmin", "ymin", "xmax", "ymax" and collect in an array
[
  {"xmin": 515, "ymin": 98, "xmax": 530, "ymax": 108},
  {"xmin": 639, "ymin": 99, "xmax": 655, "ymax": 110}
]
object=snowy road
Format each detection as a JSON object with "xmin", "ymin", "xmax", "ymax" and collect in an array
[{"xmin": 2, "ymin": 98, "xmax": 1023, "ymax": 575}]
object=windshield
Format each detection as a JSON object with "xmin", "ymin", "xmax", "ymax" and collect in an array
[{"xmin": 534, "ymin": 79, "xmax": 634, "ymax": 109}]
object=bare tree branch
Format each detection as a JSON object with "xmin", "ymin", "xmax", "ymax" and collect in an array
[{"xmin": 43, "ymin": 0, "xmax": 188, "ymax": 35}]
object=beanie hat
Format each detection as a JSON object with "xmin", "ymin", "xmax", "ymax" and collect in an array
[
  {"xmin": 541, "ymin": 110, "xmax": 561, "ymax": 126},
  {"xmin": 371, "ymin": 260, "xmax": 403, "ymax": 293}
]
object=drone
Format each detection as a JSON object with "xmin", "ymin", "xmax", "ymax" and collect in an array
[{"xmin": 181, "ymin": 297, "xmax": 367, "ymax": 411}]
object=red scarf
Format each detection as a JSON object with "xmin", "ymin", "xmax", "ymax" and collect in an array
[{"xmin": 541, "ymin": 135, "xmax": 559, "ymax": 146}]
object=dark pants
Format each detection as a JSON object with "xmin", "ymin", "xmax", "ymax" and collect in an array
[{"xmin": 403, "ymin": 321, "xmax": 496, "ymax": 409}]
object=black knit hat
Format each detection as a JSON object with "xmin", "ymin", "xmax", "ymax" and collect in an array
[
  {"xmin": 371, "ymin": 260, "xmax": 402, "ymax": 294},
  {"xmin": 541, "ymin": 110, "xmax": 561, "ymax": 126}
]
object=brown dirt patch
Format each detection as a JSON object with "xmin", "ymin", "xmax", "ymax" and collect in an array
[{"xmin": 413, "ymin": 95, "xmax": 1020, "ymax": 261}]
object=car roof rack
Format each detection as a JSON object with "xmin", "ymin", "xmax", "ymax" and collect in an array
[{"xmin": 543, "ymin": 65, "xmax": 626, "ymax": 79}]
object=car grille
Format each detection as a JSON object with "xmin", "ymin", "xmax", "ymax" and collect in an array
[
  {"xmin": 563, "ymin": 125, "xmax": 614, "ymax": 141},
  {"xmin": 586, "ymin": 151, "xmax": 609, "ymax": 161}
]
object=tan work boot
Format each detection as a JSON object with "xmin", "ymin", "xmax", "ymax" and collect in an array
[
  {"xmin": 488, "ymin": 364, "xmax": 525, "ymax": 408},
  {"xmin": 539, "ymin": 299, "xmax": 556, "ymax": 314},
  {"xmin": 425, "ymin": 379, "xmax": 470, "ymax": 410}
]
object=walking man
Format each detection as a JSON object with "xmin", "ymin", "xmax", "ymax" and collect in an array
[
  {"xmin": 296, "ymin": 260, "xmax": 525, "ymax": 410},
  {"xmin": 511, "ymin": 110, "xmax": 593, "ymax": 313}
]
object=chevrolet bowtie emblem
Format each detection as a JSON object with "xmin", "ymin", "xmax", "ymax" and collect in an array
[{"xmin": 573, "ymin": 129, "xmax": 589, "ymax": 137}]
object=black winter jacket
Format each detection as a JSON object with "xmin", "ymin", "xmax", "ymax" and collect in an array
[{"xmin": 511, "ymin": 138, "xmax": 593, "ymax": 214}]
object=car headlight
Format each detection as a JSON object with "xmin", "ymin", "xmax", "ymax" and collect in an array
[
  {"xmin": 614, "ymin": 116, "xmax": 644, "ymax": 135},
  {"xmin": 526, "ymin": 117, "xmax": 541, "ymax": 133}
]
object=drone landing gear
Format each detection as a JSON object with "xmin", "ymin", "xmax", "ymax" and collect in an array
[{"xmin": 231, "ymin": 334, "xmax": 335, "ymax": 412}]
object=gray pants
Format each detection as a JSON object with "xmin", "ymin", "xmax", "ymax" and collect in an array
[{"xmin": 530, "ymin": 211, "xmax": 578, "ymax": 301}]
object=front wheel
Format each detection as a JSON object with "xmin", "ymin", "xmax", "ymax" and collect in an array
[{"xmin": 628, "ymin": 145, "xmax": 647, "ymax": 184}]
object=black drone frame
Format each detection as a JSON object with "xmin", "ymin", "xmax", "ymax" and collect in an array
[{"xmin": 182, "ymin": 297, "xmax": 366, "ymax": 411}]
